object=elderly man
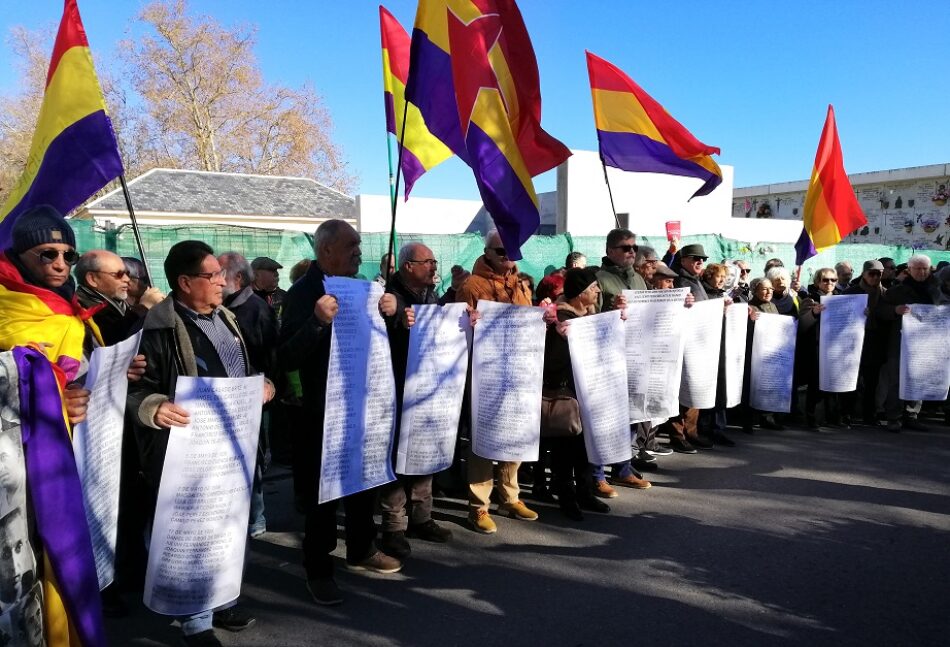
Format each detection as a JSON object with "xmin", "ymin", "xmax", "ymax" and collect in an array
[
  {"xmin": 251, "ymin": 256, "xmax": 286, "ymax": 319},
  {"xmin": 564, "ymin": 251, "xmax": 587, "ymax": 271},
  {"xmin": 220, "ymin": 252, "xmax": 280, "ymax": 539},
  {"xmin": 279, "ymin": 220, "xmax": 402, "ymax": 607},
  {"xmin": 376, "ymin": 242, "xmax": 453, "ymax": 560},
  {"xmin": 374, "ymin": 253, "xmax": 396, "ymax": 287},
  {"xmin": 76, "ymin": 250, "xmax": 162, "ymax": 345},
  {"xmin": 596, "ymin": 228, "xmax": 645, "ymax": 311},
  {"xmin": 879, "ymin": 254, "xmax": 938, "ymax": 432},
  {"xmin": 633, "ymin": 246, "xmax": 659, "ymax": 285},
  {"xmin": 456, "ymin": 231, "xmax": 538, "ymax": 533},
  {"xmin": 835, "ymin": 260, "xmax": 854, "ymax": 292},
  {"xmin": 843, "ymin": 260, "xmax": 888, "ymax": 427},
  {"xmin": 128, "ymin": 241, "xmax": 275, "ymax": 646},
  {"xmin": 878, "ymin": 257, "xmax": 898, "ymax": 288},
  {"xmin": 728, "ymin": 259, "xmax": 752, "ymax": 302}
]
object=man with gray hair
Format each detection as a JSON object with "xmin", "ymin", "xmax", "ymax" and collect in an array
[
  {"xmin": 878, "ymin": 254, "xmax": 937, "ymax": 432},
  {"xmin": 633, "ymin": 246, "xmax": 659, "ymax": 284},
  {"xmin": 76, "ymin": 249, "xmax": 161, "ymax": 345},
  {"xmin": 279, "ymin": 219, "xmax": 403, "ymax": 606},
  {"xmin": 835, "ymin": 260, "xmax": 854, "ymax": 292},
  {"xmin": 376, "ymin": 242, "xmax": 452, "ymax": 560}
]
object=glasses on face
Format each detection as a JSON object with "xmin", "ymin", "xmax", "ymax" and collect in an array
[
  {"xmin": 407, "ymin": 259, "xmax": 438, "ymax": 267},
  {"xmin": 739, "ymin": 269, "xmax": 751, "ymax": 275},
  {"xmin": 642, "ymin": 259, "xmax": 658, "ymax": 266},
  {"xmin": 187, "ymin": 269, "xmax": 227, "ymax": 281},
  {"xmin": 611, "ymin": 244, "xmax": 636, "ymax": 253},
  {"xmin": 865, "ymin": 270, "xmax": 882, "ymax": 277},
  {"xmin": 488, "ymin": 247, "xmax": 507, "ymax": 258},
  {"xmin": 820, "ymin": 277, "xmax": 837, "ymax": 283},
  {"xmin": 757, "ymin": 287, "xmax": 775, "ymax": 292},
  {"xmin": 687, "ymin": 256, "xmax": 706, "ymax": 262},
  {"xmin": 95, "ymin": 269, "xmax": 129, "ymax": 279},
  {"xmin": 29, "ymin": 248, "xmax": 79, "ymax": 265}
]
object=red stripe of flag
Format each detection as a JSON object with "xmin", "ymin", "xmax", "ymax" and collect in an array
[
  {"xmin": 46, "ymin": 0, "xmax": 89, "ymax": 87},
  {"xmin": 380, "ymin": 5, "xmax": 410, "ymax": 85}
]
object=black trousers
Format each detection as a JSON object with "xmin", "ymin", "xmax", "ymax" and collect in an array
[{"xmin": 302, "ymin": 488, "xmax": 377, "ymax": 579}]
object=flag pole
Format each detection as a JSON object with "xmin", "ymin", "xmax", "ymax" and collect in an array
[
  {"xmin": 599, "ymin": 155, "xmax": 622, "ymax": 229},
  {"xmin": 385, "ymin": 101, "xmax": 410, "ymax": 286},
  {"xmin": 118, "ymin": 174, "xmax": 152, "ymax": 285}
]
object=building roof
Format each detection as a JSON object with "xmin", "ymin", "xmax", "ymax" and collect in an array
[{"xmin": 82, "ymin": 168, "xmax": 355, "ymax": 219}]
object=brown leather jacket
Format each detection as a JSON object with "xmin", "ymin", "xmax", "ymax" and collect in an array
[{"xmin": 455, "ymin": 256, "xmax": 532, "ymax": 307}]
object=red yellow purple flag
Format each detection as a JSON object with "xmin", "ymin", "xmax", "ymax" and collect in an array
[
  {"xmin": 405, "ymin": 0, "xmax": 570, "ymax": 260},
  {"xmin": 794, "ymin": 105, "xmax": 867, "ymax": 264},
  {"xmin": 0, "ymin": 0, "xmax": 123, "ymax": 250},
  {"xmin": 380, "ymin": 5, "xmax": 452, "ymax": 198},
  {"xmin": 586, "ymin": 51, "xmax": 722, "ymax": 199}
]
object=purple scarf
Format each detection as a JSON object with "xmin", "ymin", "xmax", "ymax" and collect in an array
[{"xmin": 14, "ymin": 347, "xmax": 106, "ymax": 647}]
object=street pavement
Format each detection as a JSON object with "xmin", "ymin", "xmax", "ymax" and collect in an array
[{"xmin": 106, "ymin": 419, "xmax": 950, "ymax": 646}]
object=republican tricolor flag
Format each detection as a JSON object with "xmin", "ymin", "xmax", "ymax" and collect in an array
[
  {"xmin": 794, "ymin": 105, "xmax": 866, "ymax": 264},
  {"xmin": 380, "ymin": 5, "xmax": 452, "ymax": 198},
  {"xmin": 0, "ymin": 0, "xmax": 123, "ymax": 250},
  {"xmin": 586, "ymin": 51, "xmax": 722, "ymax": 199},
  {"xmin": 406, "ymin": 0, "xmax": 570, "ymax": 260}
]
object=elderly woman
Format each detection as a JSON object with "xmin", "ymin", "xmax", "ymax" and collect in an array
[
  {"xmin": 796, "ymin": 267, "xmax": 846, "ymax": 430},
  {"xmin": 765, "ymin": 266, "xmax": 803, "ymax": 316},
  {"xmin": 740, "ymin": 278, "xmax": 784, "ymax": 433},
  {"xmin": 695, "ymin": 264, "xmax": 737, "ymax": 446},
  {"xmin": 542, "ymin": 268, "xmax": 611, "ymax": 521}
]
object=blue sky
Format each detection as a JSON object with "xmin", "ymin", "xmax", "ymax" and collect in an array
[{"xmin": 2, "ymin": 1, "xmax": 948, "ymax": 200}]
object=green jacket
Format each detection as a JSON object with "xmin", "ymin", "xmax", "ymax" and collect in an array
[{"xmin": 595, "ymin": 256, "xmax": 646, "ymax": 312}]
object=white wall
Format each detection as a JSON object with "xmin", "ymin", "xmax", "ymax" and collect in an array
[
  {"xmin": 356, "ymin": 194, "xmax": 485, "ymax": 234},
  {"xmin": 558, "ymin": 149, "xmax": 802, "ymax": 244}
]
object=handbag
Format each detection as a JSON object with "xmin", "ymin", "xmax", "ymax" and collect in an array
[{"xmin": 540, "ymin": 386, "xmax": 582, "ymax": 438}]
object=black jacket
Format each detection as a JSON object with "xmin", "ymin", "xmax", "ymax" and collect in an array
[
  {"xmin": 127, "ymin": 297, "xmax": 251, "ymax": 493},
  {"xmin": 225, "ymin": 286, "xmax": 279, "ymax": 381},
  {"xmin": 674, "ymin": 267, "xmax": 708, "ymax": 301},
  {"xmin": 76, "ymin": 284, "xmax": 145, "ymax": 346},
  {"xmin": 384, "ymin": 272, "xmax": 438, "ymax": 392}
]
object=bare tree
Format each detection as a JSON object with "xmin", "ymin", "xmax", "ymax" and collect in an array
[{"xmin": 123, "ymin": 0, "xmax": 355, "ymax": 191}]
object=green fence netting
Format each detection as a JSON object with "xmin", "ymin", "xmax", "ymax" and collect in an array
[{"xmin": 68, "ymin": 220, "xmax": 950, "ymax": 294}]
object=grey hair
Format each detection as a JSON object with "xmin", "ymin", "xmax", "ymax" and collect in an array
[
  {"xmin": 218, "ymin": 252, "xmax": 254, "ymax": 287},
  {"xmin": 765, "ymin": 266, "xmax": 791, "ymax": 283},
  {"xmin": 907, "ymin": 254, "xmax": 932, "ymax": 268},
  {"xmin": 398, "ymin": 242, "xmax": 427, "ymax": 266},
  {"xmin": 484, "ymin": 229, "xmax": 501, "ymax": 246},
  {"xmin": 313, "ymin": 219, "xmax": 354, "ymax": 259},
  {"xmin": 634, "ymin": 246, "xmax": 657, "ymax": 268},
  {"xmin": 834, "ymin": 260, "xmax": 853, "ymax": 272},
  {"xmin": 74, "ymin": 251, "xmax": 103, "ymax": 287},
  {"xmin": 749, "ymin": 277, "xmax": 771, "ymax": 293}
]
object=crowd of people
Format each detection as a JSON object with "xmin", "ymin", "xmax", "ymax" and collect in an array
[{"xmin": 0, "ymin": 205, "xmax": 947, "ymax": 646}]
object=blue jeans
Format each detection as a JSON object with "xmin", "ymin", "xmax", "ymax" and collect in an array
[
  {"xmin": 178, "ymin": 600, "xmax": 235, "ymax": 635},
  {"xmin": 591, "ymin": 461, "xmax": 635, "ymax": 482}
]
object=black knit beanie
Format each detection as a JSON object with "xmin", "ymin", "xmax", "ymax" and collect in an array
[
  {"xmin": 563, "ymin": 267, "xmax": 599, "ymax": 300},
  {"xmin": 10, "ymin": 205, "xmax": 76, "ymax": 254}
]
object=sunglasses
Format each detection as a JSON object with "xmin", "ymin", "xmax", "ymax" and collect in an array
[
  {"xmin": 488, "ymin": 247, "xmax": 507, "ymax": 257},
  {"xmin": 739, "ymin": 269, "xmax": 751, "ymax": 275},
  {"xmin": 611, "ymin": 244, "xmax": 637, "ymax": 253},
  {"xmin": 95, "ymin": 269, "xmax": 129, "ymax": 279},
  {"xmin": 686, "ymin": 255, "xmax": 707, "ymax": 262},
  {"xmin": 865, "ymin": 270, "xmax": 882, "ymax": 277},
  {"xmin": 29, "ymin": 248, "xmax": 79, "ymax": 265},
  {"xmin": 820, "ymin": 278, "xmax": 837, "ymax": 283}
]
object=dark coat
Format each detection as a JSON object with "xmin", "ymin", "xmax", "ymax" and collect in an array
[
  {"xmin": 225, "ymin": 286, "xmax": 279, "ymax": 381},
  {"xmin": 542, "ymin": 304, "xmax": 584, "ymax": 394},
  {"xmin": 76, "ymin": 284, "xmax": 145, "ymax": 346},
  {"xmin": 127, "ymin": 297, "xmax": 251, "ymax": 493},
  {"xmin": 384, "ymin": 272, "xmax": 439, "ymax": 393},
  {"xmin": 843, "ymin": 280, "xmax": 888, "ymax": 362},
  {"xmin": 595, "ymin": 256, "xmax": 646, "ymax": 312},
  {"xmin": 674, "ymin": 266, "xmax": 708, "ymax": 301}
]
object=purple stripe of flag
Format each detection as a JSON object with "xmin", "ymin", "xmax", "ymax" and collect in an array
[
  {"xmin": 0, "ymin": 110, "xmax": 123, "ymax": 249},
  {"xmin": 400, "ymin": 147, "xmax": 426, "ymax": 199},
  {"xmin": 384, "ymin": 91, "xmax": 397, "ymax": 135},
  {"xmin": 597, "ymin": 130, "xmax": 721, "ymax": 198},
  {"xmin": 406, "ymin": 30, "xmax": 468, "ymax": 162},
  {"xmin": 466, "ymin": 121, "xmax": 539, "ymax": 261},
  {"xmin": 794, "ymin": 228, "xmax": 817, "ymax": 265}
]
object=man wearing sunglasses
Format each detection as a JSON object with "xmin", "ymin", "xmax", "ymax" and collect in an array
[
  {"xmin": 728, "ymin": 260, "xmax": 753, "ymax": 303},
  {"xmin": 75, "ymin": 250, "xmax": 158, "ymax": 346},
  {"xmin": 595, "ymin": 228, "xmax": 645, "ymax": 313}
]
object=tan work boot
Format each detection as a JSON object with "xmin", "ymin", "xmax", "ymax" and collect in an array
[
  {"xmin": 498, "ymin": 500, "xmax": 539, "ymax": 521},
  {"xmin": 467, "ymin": 509, "xmax": 497, "ymax": 534},
  {"xmin": 594, "ymin": 480, "xmax": 618, "ymax": 498},
  {"xmin": 611, "ymin": 474, "xmax": 652, "ymax": 489}
]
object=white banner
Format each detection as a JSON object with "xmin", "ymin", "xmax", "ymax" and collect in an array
[
  {"xmin": 819, "ymin": 293, "xmax": 868, "ymax": 392},
  {"xmin": 145, "ymin": 375, "xmax": 263, "ymax": 616},
  {"xmin": 321, "ymin": 277, "xmax": 397, "ymax": 503},
  {"xmin": 679, "ymin": 299, "xmax": 725, "ymax": 409},
  {"xmin": 397, "ymin": 303, "xmax": 470, "ymax": 475},
  {"xmin": 566, "ymin": 310, "xmax": 632, "ymax": 466},
  {"xmin": 73, "ymin": 330, "xmax": 142, "ymax": 590},
  {"xmin": 750, "ymin": 313, "xmax": 798, "ymax": 413},
  {"xmin": 471, "ymin": 300, "xmax": 545, "ymax": 462},
  {"xmin": 900, "ymin": 304, "xmax": 950, "ymax": 400},
  {"xmin": 623, "ymin": 288, "xmax": 689, "ymax": 422},
  {"xmin": 723, "ymin": 304, "xmax": 748, "ymax": 408}
]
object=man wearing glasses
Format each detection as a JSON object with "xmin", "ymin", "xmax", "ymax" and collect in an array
[
  {"xmin": 377, "ymin": 242, "xmax": 453, "ymax": 560},
  {"xmin": 728, "ymin": 260, "xmax": 753, "ymax": 302},
  {"xmin": 595, "ymin": 228, "xmax": 645, "ymax": 312},
  {"xmin": 75, "ymin": 250, "xmax": 161, "ymax": 346},
  {"xmin": 128, "ymin": 240, "xmax": 275, "ymax": 645}
]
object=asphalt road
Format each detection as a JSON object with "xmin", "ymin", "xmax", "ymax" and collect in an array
[{"xmin": 107, "ymin": 419, "xmax": 950, "ymax": 646}]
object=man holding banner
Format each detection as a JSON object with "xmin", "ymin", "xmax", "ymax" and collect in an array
[{"xmin": 129, "ymin": 241, "xmax": 275, "ymax": 646}]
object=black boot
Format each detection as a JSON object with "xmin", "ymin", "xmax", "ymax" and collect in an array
[{"xmin": 556, "ymin": 484, "xmax": 583, "ymax": 521}]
